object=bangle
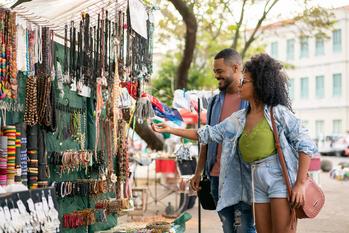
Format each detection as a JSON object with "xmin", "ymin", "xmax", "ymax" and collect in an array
[
  {"xmin": 65, "ymin": 181, "xmax": 70, "ymax": 197},
  {"xmin": 61, "ymin": 181, "xmax": 65, "ymax": 198},
  {"xmin": 80, "ymin": 151, "xmax": 84, "ymax": 164},
  {"xmin": 93, "ymin": 180, "xmax": 98, "ymax": 194}
]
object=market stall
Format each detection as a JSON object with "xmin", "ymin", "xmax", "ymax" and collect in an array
[{"xmin": 0, "ymin": 0, "xmax": 158, "ymax": 232}]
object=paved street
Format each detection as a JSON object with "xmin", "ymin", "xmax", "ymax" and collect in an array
[
  {"xmin": 117, "ymin": 156, "xmax": 349, "ymax": 233},
  {"xmin": 184, "ymin": 156, "xmax": 349, "ymax": 233}
]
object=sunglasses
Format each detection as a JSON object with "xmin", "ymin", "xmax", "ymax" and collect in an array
[{"xmin": 239, "ymin": 79, "xmax": 252, "ymax": 86}]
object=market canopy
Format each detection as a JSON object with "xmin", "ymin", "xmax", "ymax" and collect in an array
[{"xmin": 1, "ymin": 0, "xmax": 134, "ymax": 37}]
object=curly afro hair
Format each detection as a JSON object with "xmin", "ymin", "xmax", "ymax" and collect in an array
[{"xmin": 243, "ymin": 53, "xmax": 292, "ymax": 111}]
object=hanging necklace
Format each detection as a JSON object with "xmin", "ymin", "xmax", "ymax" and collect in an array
[
  {"xmin": 37, "ymin": 26, "xmax": 42, "ymax": 64},
  {"xmin": 76, "ymin": 20, "xmax": 83, "ymax": 81},
  {"xmin": 96, "ymin": 14, "xmax": 100, "ymax": 78},
  {"xmin": 72, "ymin": 24, "xmax": 77, "ymax": 79},
  {"xmin": 63, "ymin": 24, "xmax": 68, "ymax": 75},
  {"xmin": 104, "ymin": 10, "xmax": 108, "ymax": 78},
  {"xmin": 93, "ymin": 25, "xmax": 97, "ymax": 84},
  {"xmin": 25, "ymin": 29, "xmax": 29, "ymax": 75},
  {"xmin": 69, "ymin": 21, "xmax": 73, "ymax": 79},
  {"xmin": 83, "ymin": 13, "xmax": 91, "ymax": 82}
]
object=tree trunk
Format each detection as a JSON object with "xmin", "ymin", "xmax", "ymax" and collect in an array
[
  {"xmin": 168, "ymin": 0, "xmax": 197, "ymax": 89},
  {"xmin": 131, "ymin": 119, "xmax": 164, "ymax": 151},
  {"xmin": 122, "ymin": 108, "xmax": 164, "ymax": 150}
]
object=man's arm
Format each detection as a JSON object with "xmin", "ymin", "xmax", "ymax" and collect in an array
[
  {"xmin": 190, "ymin": 144, "xmax": 207, "ymax": 191},
  {"xmin": 195, "ymin": 144, "xmax": 207, "ymax": 176}
]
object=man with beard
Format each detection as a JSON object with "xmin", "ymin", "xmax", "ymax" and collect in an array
[{"xmin": 190, "ymin": 49, "xmax": 255, "ymax": 233}]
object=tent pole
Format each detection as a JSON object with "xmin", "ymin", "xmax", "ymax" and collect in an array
[{"xmin": 197, "ymin": 98, "xmax": 201, "ymax": 233}]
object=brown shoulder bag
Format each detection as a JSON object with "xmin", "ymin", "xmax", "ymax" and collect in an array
[{"xmin": 270, "ymin": 107, "xmax": 325, "ymax": 221}]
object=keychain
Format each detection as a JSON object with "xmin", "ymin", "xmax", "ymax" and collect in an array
[
  {"xmin": 48, "ymin": 190, "xmax": 60, "ymax": 232},
  {"xmin": 175, "ymin": 144, "xmax": 192, "ymax": 161}
]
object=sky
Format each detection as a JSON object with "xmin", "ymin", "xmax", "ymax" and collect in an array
[
  {"xmin": 221, "ymin": 0, "xmax": 349, "ymax": 28},
  {"xmin": 250, "ymin": 0, "xmax": 349, "ymax": 21},
  {"xmin": 152, "ymin": 0, "xmax": 349, "ymax": 53}
]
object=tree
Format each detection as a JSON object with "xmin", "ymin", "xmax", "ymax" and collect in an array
[
  {"xmin": 156, "ymin": 0, "xmax": 335, "ymax": 84},
  {"xmin": 167, "ymin": 0, "xmax": 197, "ymax": 89},
  {"xmin": 224, "ymin": 0, "xmax": 335, "ymax": 58},
  {"xmin": 147, "ymin": 0, "xmax": 334, "ymax": 150}
]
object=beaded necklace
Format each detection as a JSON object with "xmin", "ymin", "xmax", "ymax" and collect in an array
[
  {"xmin": 76, "ymin": 20, "xmax": 83, "ymax": 81},
  {"xmin": 37, "ymin": 26, "xmax": 42, "ymax": 64},
  {"xmin": 69, "ymin": 21, "xmax": 73, "ymax": 78},
  {"xmin": 28, "ymin": 30, "xmax": 35, "ymax": 75},
  {"xmin": 6, "ymin": 11, "xmax": 17, "ymax": 99},
  {"xmin": 0, "ymin": 10, "xmax": 7, "ymax": 99},
  {"xmin": 112, "ymin": 22, "xmax": 121, "ymax": 152},
  {"xmin": 24, "ymin": 76, "xmax": 38, "ymax": 126},
  {"xmin": 83, "ymin": 13, "xmax": 91, "ymax": 82},
  {"xmin": 25, "ymin": 29, "xmax": 30, "ymax": 75},
  {"xmin": 63, "ymin": 24, "xmax": 68, "ymax": 75}
]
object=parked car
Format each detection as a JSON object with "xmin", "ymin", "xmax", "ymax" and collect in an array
[{"xmin": 318, "ymin": 135, "xmax": 349, "ymax": 157}]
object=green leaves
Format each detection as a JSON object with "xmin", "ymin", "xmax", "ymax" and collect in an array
[{"xmin": 154, "ymin": 0, "xmax": 335, "ymax": 92}]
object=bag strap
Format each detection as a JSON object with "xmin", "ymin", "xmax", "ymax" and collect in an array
[
  {"xmin": 207, "ymin": 95, "xmax": 217, "ymax": 125},
  {"xmin": 203, "ymin": 94, "xmax": 217, "ymax": 176},
  {"xmin": 270, "ymin": 106, "xmax": 293, "ymax": 196},
  {"xmin": 270, "ymin": 106, "xmax": 297, "ymax": 229}
]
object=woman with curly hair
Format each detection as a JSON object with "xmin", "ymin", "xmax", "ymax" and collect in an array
[{"xmin": 152, "ymin": 53, "xmax": 317, "ymax": 233}]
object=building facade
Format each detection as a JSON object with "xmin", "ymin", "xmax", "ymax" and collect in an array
[{"xmin": 262, "ymin": 6, "xmax": 349, "ymax": 140}]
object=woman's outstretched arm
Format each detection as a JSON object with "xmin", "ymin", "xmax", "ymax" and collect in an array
[{"xmin": 152, "ymin": 122, "xmax": 198, "ymax": 140}]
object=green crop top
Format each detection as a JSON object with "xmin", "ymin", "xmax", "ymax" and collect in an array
[{"xmin": 239, "ymin": 117, "xmax": 276, "ymax": 163}]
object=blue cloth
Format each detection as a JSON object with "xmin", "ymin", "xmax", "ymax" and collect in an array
[
  {"xmin": 153, "ymin": 105, "xmax": 183, "ymax": 125},
  {"xmin": 205, "ymin": 91, "xmax": 248, "ymax": 177},
  {"xmin": 198, "ymin": 104, "xmax": 318, "ymax": 212}
]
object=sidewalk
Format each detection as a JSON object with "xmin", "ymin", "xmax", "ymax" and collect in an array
[
  {"xmin": 185, "ymin": 167, "xmax": 349, "ymax": 233},
  {"xmin": 118, "ymin": 156, "xmax": 349, "ymax": 233}
]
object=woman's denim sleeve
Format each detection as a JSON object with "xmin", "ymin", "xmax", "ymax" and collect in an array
[
  {"xmin": 197, "ymin": 115, "xmax": 239, "ymax": 144},
  {"xmin": 276, "ymin": 105, "xmax": 318, "ymax": 156},
  {"xmin": 197, "ymin": 120, "xmax": 227, "ymax": 145}
]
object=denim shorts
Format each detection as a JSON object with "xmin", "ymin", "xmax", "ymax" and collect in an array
[{"xmin": 250, "ymin": 154, "xmax": 287, "ymax": 203}]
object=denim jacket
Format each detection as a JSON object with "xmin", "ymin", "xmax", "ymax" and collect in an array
[
  {"xmin": 198, "ymin": 104, "xmax": 318, "ymax": 212},
  {"xmin": 205, "ymin": 91, "xmax": 248, "ymax": 177}
]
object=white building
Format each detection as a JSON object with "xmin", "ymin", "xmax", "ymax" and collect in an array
[{"xmin": 261, "ymin": 5, "xmax": 349, "ymax": 140}]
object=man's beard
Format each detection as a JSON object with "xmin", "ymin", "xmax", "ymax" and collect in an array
[{"xmin": 218, "ymin": 77, "xmax": 233, "ymax": 91}]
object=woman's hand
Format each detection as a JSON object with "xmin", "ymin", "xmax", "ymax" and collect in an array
[
  {"xmin": 152, "ymin": 122, "xmax": 199, "ymax": 140},
  {"xmin": 291, "ymin": 181, "xmax": 305, "ymax": 208},
  {"xmin": 151, "ymin": 122, "xmax": 172, "ymax": 133}
]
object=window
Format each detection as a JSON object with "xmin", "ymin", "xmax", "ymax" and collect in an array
[
  {"xmin": 315, "ymin": 120, "xmax": 324, "ymax": 139},
  {"xmin": 333, "ymin": 119, "xmax": 342, "ymax": 134},
  {"xmin": 288, "ymin": 79, "xmax": 295, "ymax": 99},
  {"xmin": 333, "ymin": 73, "xmax": 342, "ymax": 97},
  {"xmin": 333, "ymin": 29, "xmax": 342, "ymax": 53},
  {"xmin": 300, "ymin": 77, "xmax": 309, "ymax": 99},
  {"xmin": 270, "ymin": 41, "xmax": 278, "ymax": 58},
  {"xmin": 286, "ymin": 39, "xmax": 295, "ymax": 60},
  {"xmin": 315, "ymin": 37, "xmax": 324, "ymax": 56},
  {"xmin": 300, "ymin": 37, "xmax": 309, "ymax": 58},
  {"xmin": 315, "ymin": 75, "xmax": 324, "ymax": 98}
]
